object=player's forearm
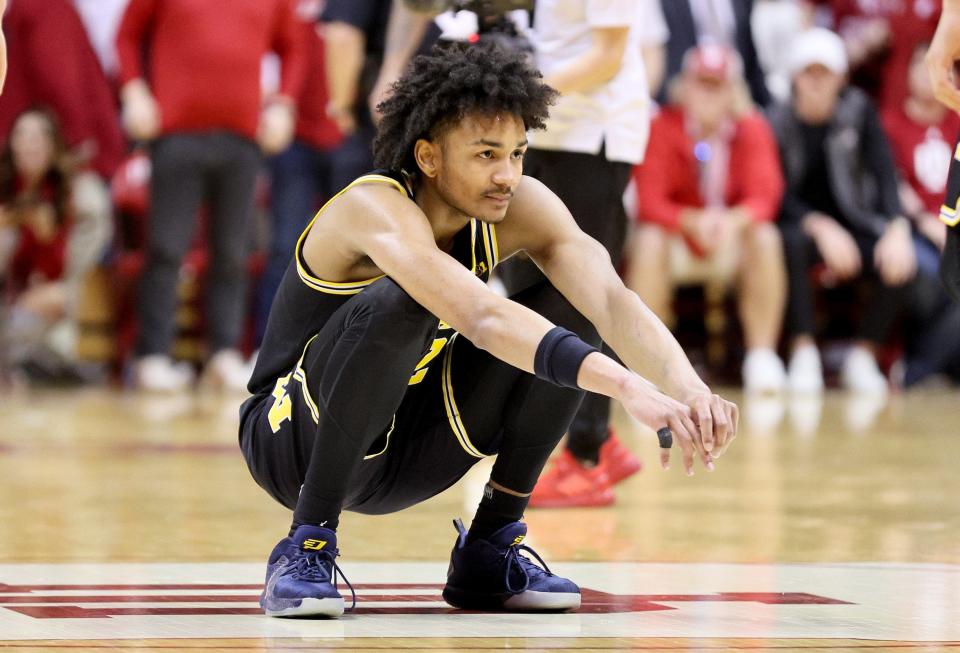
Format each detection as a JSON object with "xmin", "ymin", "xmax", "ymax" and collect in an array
[
  {"xmin": 469, "ymin": 295, "xmax": 635, "ymax": 400},
  {"xmin": 602, "ymin": 288, "xmax": 710, "ymax": 401},
  {"xmin": 323, "ymin": 22, "xmax": 365, "ymax": 113}
]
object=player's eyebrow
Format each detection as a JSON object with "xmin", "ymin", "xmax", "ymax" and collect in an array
[{"xmin": 471, "ymin": 139, "xmax": 529, "ymax": 148}]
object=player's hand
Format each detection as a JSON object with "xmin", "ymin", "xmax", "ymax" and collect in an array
[
  {"xmin": 258, "ymin": 99, "xmax": 296, "ymax": 155},
  {"xmin": 120, "ymin": 79, "xmax": 161, "ymax": 142},
  {"xmin": 926, "ymin": 12, "xmax": 960, "ymax": 112},
  {"xmin": 874, "ymin": 218, "xmax": 917, "ymax": 286},
  {"xmin": 808, "ymin": 214, "xmax": 862, "ymax": 281},
  {"xmin": 618, "ymin": 375, "xmax": 714, "ymax": 475},
  {"xmin": 678, "ymin": 388, "xmax": 739, "ymax": 461}
]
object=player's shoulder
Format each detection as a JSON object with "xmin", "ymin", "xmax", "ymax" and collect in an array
[{"xmin": 330, "ymin": 170, "xmax": 420, "ymax": 220}]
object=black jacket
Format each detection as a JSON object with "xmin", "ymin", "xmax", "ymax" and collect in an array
[{"xmin": 767, "ymin": 87, "xmax": 902, "ymax": 240}]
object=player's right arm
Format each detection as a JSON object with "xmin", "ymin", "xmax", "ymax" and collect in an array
[
  {"xmin": 306, "ymin": 185, "xmax": 703, "ymax": 467},
  {"xmin": 926, "ymin": 0, "xmax": 960, "ymax": 112}
]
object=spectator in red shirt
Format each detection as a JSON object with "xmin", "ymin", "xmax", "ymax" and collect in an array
[
  {"xmin": 254, "ymin": 0, "xmax": 344, "ymax": 350},
  {"xmin": 116, "ymin": 0, "xmax": 306, "ymax": 392},
  {"xmin": 883, "ymin": 41, "xmax": 959, "ymax": 257},
  {"xmin": 883, "ymin": 41, "xmax": 960, "ymax": 387},
  {"xmin": 0, "ymin": 0, "xmax": 124, "ymax": 181},
  {"xmin": 818, "ymin": 0, "xmax": 940, "ymax": 113},
  {"xmin": 629, "ymin": 45, "xmax": 788, "ymax": 393},
  {"xmin": 0, "ymin": 109, "xmax": 111, "ymax": 383}
]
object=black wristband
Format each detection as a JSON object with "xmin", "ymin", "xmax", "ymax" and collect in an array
[{"xmin": 533, "ymin": 326, "xmax": 599, "ymax": 389}]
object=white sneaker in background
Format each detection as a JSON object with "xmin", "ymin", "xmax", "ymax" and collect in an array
[
  {"xmin": 841, "ymin": 347, "xmax": 888, "ymax": 395},
  {"xmin": 202, "ymin": 349, "xmax": 251, "ymax": 394},
  {"xmin": 787, "ymin": 344, "xmax": 824, "ymax": 394},
  {"xmin": 742, "ymin": 348, "xmax": 787, "ymax": 394},
  {"xmin": 135, "ymin": 354, "xmax": 194, "ymax": 393}
]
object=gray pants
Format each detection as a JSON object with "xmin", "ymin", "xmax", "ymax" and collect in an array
[{"xmin": 137, "ymin": 132, "xmax": 261, "ymax": 356}]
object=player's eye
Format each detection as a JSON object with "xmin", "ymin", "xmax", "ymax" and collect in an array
[
  {"xmin": 478, "ymin": 150, "xmax": 494, "ymax": 159},
  {"xmin": 512, "ymin": 149, "xmax": 526, "ymax": 160}
]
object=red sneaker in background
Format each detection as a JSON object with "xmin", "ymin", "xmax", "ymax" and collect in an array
[
  {"xmin": 596, "ymin": 431, "xmax": 642, "ymax": 486},
  {"xmin": 528, "ymin": 449, "xmax": 614, "ymax": 508}
]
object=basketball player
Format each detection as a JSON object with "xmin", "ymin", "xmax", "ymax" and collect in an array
[
  {"xmin": 927, "ymin": 0, "xmax": 960, "ymax": 300},
  {"xmin": 239, "ymin": 43, "xmax": 738, "ymax": 619}
]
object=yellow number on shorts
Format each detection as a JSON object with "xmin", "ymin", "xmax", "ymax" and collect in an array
[
  {"xmin": 408, "ymin": 337, "xmax": 448, "ymax": 385},
  {"xmin": 268, "ymin": 372, "xmax": 293, "ymax": 433}
]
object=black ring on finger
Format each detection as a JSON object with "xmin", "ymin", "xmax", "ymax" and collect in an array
[{"xmin": 657, "ymin": 427, "xmax": 673, "ymax": 449}]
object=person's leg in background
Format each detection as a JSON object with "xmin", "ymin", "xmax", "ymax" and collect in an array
[
  {"xmin": 779, "ymin": 222, "xmax": 825, "ymax": 393},
  {"xmin": 499, "ymin": 147, "xmax": 640, "ymax": 507},
  {"xmin": 201, "ymin": 133, "xmax": 262, "ymax": 391},
  {"xmin": 737, "ymin": 221, "xmax": 788, "ymax": 393},
  {"xmin": 135, "ymin": 135, "xmax": 207, "ymax": 391},
  {"xmin": 254, "ymin": 141, "xmax": 331, "ymax": 349}
]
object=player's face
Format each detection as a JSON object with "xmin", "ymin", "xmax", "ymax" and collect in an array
[{"xmin": 435, "ymin": 112, "xmax": 528, "ymax": 223}]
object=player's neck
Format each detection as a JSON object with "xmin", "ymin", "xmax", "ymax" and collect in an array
[{"xmin": 414, "ymin": 182, "xmax": 473, "ymax": 252}]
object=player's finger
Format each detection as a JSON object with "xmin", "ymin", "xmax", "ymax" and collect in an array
[
  {"xmin": 684, "ymin": 411, "xmax": 715, "ymax": 471},
  {"xmin": 669, "ymin": 416, "xmax": 697, "ymax": 476},
  {"xmin": 715, "ymin": 400, "xmax": 739, "ymax": 458},
  {"xmin": 657, "ymin": 426, "xmax": 672, "ymax": 470},
  {"xmin": 930, "ymin": 65, "xmax": 960, "ymax": 112},
  {"xmin": 709, "ymin": 395, "xmax": 730, "ymax": 452},
  {"xmin": 694, "ymin": 399, "xmax": 714, "ymax": 453}
]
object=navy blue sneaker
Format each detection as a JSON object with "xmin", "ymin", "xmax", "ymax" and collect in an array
[
  {"xmin": 442, "ymin": 519, "xmax": 580, "ymax": 611},
  {"xmin": 260, "ymin": 525, "xmax": 355, "ymax": 618}
]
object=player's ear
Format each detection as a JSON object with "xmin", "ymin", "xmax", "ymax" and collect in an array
[{"xmin": 414, "ymin": 138, "xmax": 439, "ymax": 179}]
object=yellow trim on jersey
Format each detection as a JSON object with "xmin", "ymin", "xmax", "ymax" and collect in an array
[
  {"xmin": 469, "ymin": 218, "xmax": 478, "ymax": 274},
  {"xmin": 941, "ymin": 201, "xmax": 960, "ymax": 227},
  {"xmin": 291, "ymin": 335, "xmax": 321, "ymax": 424},
  {"xmin": 294, "ymin": 174, "xmax": 407, "ymax": 295},
  {"xmin": 287, "ymin": 333, "xmax": 394, "ymax": 460},
  {"xmin": 441, "ymin": 333, "xmax": 485, "ymax": 458},
  {"xmin": 489, "ymin": 223, "xmax": 499, "ymax": 268},
  {"xmin": 480, "ymin": 222, "xmax": 493, "ymax": 273}
]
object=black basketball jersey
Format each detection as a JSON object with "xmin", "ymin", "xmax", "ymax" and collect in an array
[{"xmin": 248, "ymin": 170, "xmax": 501, "ymax": 396}]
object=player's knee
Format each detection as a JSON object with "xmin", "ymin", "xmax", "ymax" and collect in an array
[{"xmin": 359, "ymin": 278, "xmax": 435, "ymax": 333}]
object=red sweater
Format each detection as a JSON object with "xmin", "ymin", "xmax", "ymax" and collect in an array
[
  {"xmin": 635, "ymin": 107, "xmax": 785, "ymax": 233},
  {"xmin": 116, "ymin": 0, "xmax": 307, "ymax": 140},
  {"xmin": 0, "ymin": 0, "xmax": 125, "ymax": 179}
]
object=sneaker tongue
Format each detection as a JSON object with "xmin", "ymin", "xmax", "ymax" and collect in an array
[
  {"xmin": 291, "ymin": 525, "xmax": 337, "ymax": 553},
  {"xmin": 486, "ymin": 521, "xmax": 528, "ymax": 549}
]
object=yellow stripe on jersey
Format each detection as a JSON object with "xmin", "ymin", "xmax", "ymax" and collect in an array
[
  {"xmin": 469, "ymin": 218, "xmax": 478, "ymax": 274},
  {"xmin": 294, "ymin": 174, "xmax": 407, "ymax": 294},
  {"xmin": 287, "ymin": 333, "xmax": 394, "ymax": 460},
  {"xmin": 941, "ymin": 200, "xmax": 960, "ymax": 227},
  {"xmin": 480, "ymin": 222, "xmax": 493, "ymax": 273},
  {"xmin": 489, "ymin": 223, "xmax": 499, "ymax": 267},
  {"xmin": 441, "ymin": 333, "xmax": 485, "ymax": 458}
]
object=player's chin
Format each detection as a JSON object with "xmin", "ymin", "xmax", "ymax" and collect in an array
[{"xmin": 476, "ymin": 201, "xmax": 510, "ymax": 223}]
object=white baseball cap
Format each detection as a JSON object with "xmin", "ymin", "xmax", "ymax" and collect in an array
[{"xmin": 787, "ymin": 28, "xmax": 849, "ymax": 77}]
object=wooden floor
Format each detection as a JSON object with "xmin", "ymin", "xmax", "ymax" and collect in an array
[{"xmin": 0, "ymin": 387, "xmax": 958, "ymax": 651}]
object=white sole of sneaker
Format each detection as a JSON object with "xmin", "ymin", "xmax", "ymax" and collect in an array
[
  {"xmin": 503, "ymin": 590, "xmax": 581, "ymax": 611},
  {"xmin": 265, "ymin": 597, "xmax": 344, "ymax": 618}
]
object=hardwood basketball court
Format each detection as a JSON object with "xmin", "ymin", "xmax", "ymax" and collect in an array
[{"xmin": 0, "ymin": 387, "xmax": 957, "ymax": 652}]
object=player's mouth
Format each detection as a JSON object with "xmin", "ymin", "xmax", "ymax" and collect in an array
[{"xmin": 484, "ymin": 193, "xmax": 512, "ymax": 207}]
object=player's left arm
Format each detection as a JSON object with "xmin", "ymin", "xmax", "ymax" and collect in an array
[{"xmin": 501, "ymin": 176, "xmax": 738, "ymax": 455}]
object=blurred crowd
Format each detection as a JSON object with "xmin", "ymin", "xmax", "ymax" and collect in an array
[{"xmin": 0, "ymin": 0, "xmax": 958, "ymax": 399}]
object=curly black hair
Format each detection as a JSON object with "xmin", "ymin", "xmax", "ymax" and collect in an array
[{"xmin": 373, "ymin": 42, "xmax": 557, "ymax": 175}]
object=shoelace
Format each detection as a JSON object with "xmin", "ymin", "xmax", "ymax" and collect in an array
[
  {"xmin": 503, "ymin": 543, "xmax": 553, "ymax": 595},
  {"xmin": 287, "ymin": 550, "xmax": 357, "ymax": 611}
]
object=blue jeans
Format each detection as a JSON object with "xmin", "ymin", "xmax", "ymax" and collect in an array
[{"xmin": 255, "ymin": 141, "xmax": 335, "ymax": 347}]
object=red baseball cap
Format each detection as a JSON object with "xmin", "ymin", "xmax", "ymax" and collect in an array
[{"xmin": 682, "ymin": 44, "xmax": 741, "ymax": 82}]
